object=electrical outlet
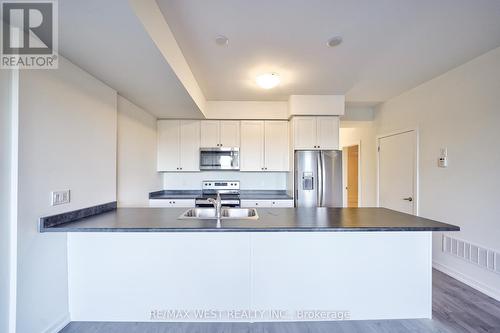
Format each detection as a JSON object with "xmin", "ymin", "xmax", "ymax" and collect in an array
[{"xmin": 51, "ymin": 190, "xmax": 70, "ymax": 206}]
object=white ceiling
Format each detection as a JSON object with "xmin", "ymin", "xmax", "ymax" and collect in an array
[
  {"xmin": 157, "ymin": 0, "xmax": 500, "ymax": 104},
  {"xmin": 58, "ymin": 0, "xmax": 203, "ymax": 118}
]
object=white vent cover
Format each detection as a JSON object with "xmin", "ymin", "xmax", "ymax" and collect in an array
[{"xmin": 442, "ymin": 235, "xmax": 500, "ymax": 274}]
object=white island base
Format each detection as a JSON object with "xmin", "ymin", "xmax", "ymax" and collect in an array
[{"xmin": 67, "ymin": 232, "xmax": 432, "ymax": 322}]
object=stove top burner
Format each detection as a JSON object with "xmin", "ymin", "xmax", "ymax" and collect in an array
[
  {"xmin": 195, "ymin": 180, "xmax": 241, "ymax": 207},
  {"xmin": 197, "ymin": 193, "xmax": 240, "ymax": 200}
]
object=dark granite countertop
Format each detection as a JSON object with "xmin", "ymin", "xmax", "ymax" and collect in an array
[
  {"xmin": 239, "ymin": 190, "xmax": 293, "ymax": 200},
  {"xmin": 149, "ymin": 190, "xmax": 202, "ymax": 199},
  {"xmin": 40, "ymin": 207, "xmax": 459, "ymax": 233},
  {"xmin": 149, "ymin": 190, "xmax": 293, "ymax": 200}
]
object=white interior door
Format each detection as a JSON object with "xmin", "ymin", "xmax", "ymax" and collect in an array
[{"xmin": 378, "ymin": 130, "xmax": 417, "ymax": 214}]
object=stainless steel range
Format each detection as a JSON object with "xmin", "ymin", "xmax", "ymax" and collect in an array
[{"xmin": 195, "ymin": 181, "xmax": 240, "ymax": 208}]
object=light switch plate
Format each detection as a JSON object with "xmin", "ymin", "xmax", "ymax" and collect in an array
[{"xmin": 51, "ymin": 190, "xmax": 70, "ymax": 206}]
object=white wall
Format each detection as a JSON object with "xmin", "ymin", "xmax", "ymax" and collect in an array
[
  {"xmin": 288, "ymin": 95, "xmax": 345, "ymax": 116},
  {"xmin": 1, "ymin": 69, "xmax": 17, "ymax": 333},
  {"xmin": 205, "ymin": 101, "xmax": 288, "ymax": 119},
  {"xmin": 163, "ymin": 172, "xmax": 288, "ymax": 190},
  {"xmin": 117, "ymin": 95, "xmax": 162, "ymax": 207},
  {"xmin": 340, "ymin": 121, "xmax": 377, "ymax": 207},
  {"xmin": 375, "ymin": 46, "xmax": 500, "ymax": 300},
  {"xmin": 0, "ymin": 69, "xmax": 9, "ymax": 333},
  {"xmin": 341, "ymin": 106, "xmax": 374, "ymax": 121},
  {"xmin": 16, "ymin": 57, "xmax": 117, "ymax": 333}
]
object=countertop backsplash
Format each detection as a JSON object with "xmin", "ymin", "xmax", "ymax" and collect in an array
[{"xmin": 162, "ymin": 171, "xmax": 288, "ymax": 191}]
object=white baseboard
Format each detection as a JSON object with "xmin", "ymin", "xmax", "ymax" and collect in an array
[
  {"xmin": 41, "ymin": 312, "xmax": 70, "ymax": 333},
  {"xmin": 433, "ymin": 261, "xmax": 500, "ymax": 302}
]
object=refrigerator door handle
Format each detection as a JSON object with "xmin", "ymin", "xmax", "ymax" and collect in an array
[
  {"xmin": 321, "ymin": 151, "xmax": 327, "ymax": 207},
  {"xmin": 317, "ymin": 152, "xmax": 323, "ymax": 207}
]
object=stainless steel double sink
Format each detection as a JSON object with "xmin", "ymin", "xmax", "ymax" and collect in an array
[{"xmin": 178, "ymin": 208, "xmax": 259, "ymax": 220}]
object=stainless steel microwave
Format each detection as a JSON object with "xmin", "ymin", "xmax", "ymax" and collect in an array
[{"xmin": 199, "ymin": 147, "xmax": 240, "ymax": 170}]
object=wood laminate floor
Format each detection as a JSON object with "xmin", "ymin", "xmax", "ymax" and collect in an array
[{"xmin": 60, "ymin": 269, "xmax": 500, "ymax": 333}]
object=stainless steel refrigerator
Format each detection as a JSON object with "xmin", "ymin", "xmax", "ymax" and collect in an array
[{"xmin": 294, "ymin": 150, "xmax": 343, "ymax": 207}]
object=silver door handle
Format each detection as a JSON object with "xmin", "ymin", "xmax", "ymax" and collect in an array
[
  {"xmin": 317, "ymin": 152, "xmax": 324, "ymax": 207},
  {"xmin": 403, "ymin": 197, "xmax": 413, "ymax": 202}
]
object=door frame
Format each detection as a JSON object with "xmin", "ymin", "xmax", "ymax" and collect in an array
[
  {"xmin": 376, "ymin": 128, "xmax": 419, "ymax": 215},
  {"xmin": 341, "ymin": 140, "xmax": 362, "ymax": 207}
]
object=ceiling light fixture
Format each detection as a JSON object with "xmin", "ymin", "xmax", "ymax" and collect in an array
[
  {"xmin": 327, "ymin": 36, "xmax": 343, "ymax": 47},
  {"xmin": 215, "ymin": 35, "xmax": 229, "ymax": 46},
  {"xmin": 256, "ymin": 73, "xmax": 280, "ymax": 89}
]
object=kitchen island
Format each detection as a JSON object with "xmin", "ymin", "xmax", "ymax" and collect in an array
[{"xmin": 41, "ymin": 207, "xmax": 458, "ymax": 322}]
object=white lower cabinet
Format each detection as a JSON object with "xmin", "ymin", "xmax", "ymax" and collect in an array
[
  {"xmin": 240, "ymin": 199, "xmax": 294, "ymax": 208},
  {"xmin": 149, "ymin": 199, "xmax": 195, "ymax": 208}
]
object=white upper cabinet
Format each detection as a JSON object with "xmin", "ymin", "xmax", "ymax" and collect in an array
[
  {"xmin": 158, "ymin": 120, "xmax": 200, "ymax": 172},
  {"xmin": 158, "ymin": 119, "xmax": 290, "ymax": 173},
  {"xmin": 240, "ymin": 121, "xmax": 265, "ymax": 171},
  {"xmin": 158, "ymin": 120, "xmax": 180, "ymax": 171},
  {"xmin": 219, "ymin": 121, "xmax": 240, "ymax": 147},
  {"xmin": 316, "ymin": 116, "xmax": 339, "ymax": 150},
  {"xmin": 293, "ymin": 116, "xmax": 339, "ymax": 150},
  {"xmin": 264, "ymin": 121, "xmax": 289, "ymax": 171},
  {"xmin": 200, "ymin": 120, "xmax": 240, "ymax": 147},
  {"xmin": 200, "ymin": 121, "xmax": 219, "ymax": 147},
  {"xmin": 240, "ymin": 121, "xmax": 289, "ymax": 172},
  {"xmin": 293, "ymin": 117, "xmax": 316, "ymax": 149},
  {"xmin": 179, "ymin": 120, "xmax": 201, "ymax": 171}
]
